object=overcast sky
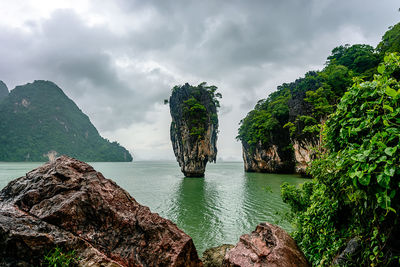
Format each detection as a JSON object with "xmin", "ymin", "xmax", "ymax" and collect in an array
[{"xmin": 0, "ymin": 0, "xmax": 399, "ymax": 161}]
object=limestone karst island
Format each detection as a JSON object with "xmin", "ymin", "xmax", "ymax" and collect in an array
[
  {"xmin": 169, "ymin": 83, "xmax": 220, "ymax": 177},
  {"xmin": 0, "ymin": 2, "xmax": 400, "ymax": 267}
]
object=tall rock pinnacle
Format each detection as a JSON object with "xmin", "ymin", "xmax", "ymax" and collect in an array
[{"xmin": 169, "ymin": 82, "xmax": 221, "ymax": 177}]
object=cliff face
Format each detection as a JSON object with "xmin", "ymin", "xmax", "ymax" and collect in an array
[
  {"xmin": 288, "ymin": 87, "xmax": 320, "ymax": 175},
  {"xmin": 0, "ymin": 80, "xmax": 8, "ymax": 100},
  {"xmin": 293, "ymin": 140, "xmax": 317, "ymax": 175},
  {"xmin": 169, "ymin": 83, "xmax": 219, "ymax": 177},
  {"xmin": 242, "ymin": 141, "xmax": 294, "ymax": 173},
  {"xmin": 238, "ymin": 73, "xmax": 321, "ymax": 175}
]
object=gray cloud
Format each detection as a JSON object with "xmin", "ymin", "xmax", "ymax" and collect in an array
[{"xmin": 0, "ymin": 0, "xmax": 399, "ymax": 159}]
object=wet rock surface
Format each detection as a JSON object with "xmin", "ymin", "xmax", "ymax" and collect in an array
[
  {"xmin": 333, "ymin": 237, "xmax": 361, "ymax": 266},
  {"xmin": 0, "ymin": 156, "xmax": 202, "ymax": 266},
  {"xmin": 169, "ymin": 83, "xmax": 218, "ymax": 177},
  {"xmin": 223, "ymin": 223, "xmax": 308, "ymax": 267},
  {"xmin": 202, "ymin": 244, "xmax": 234, "ymax": 267},
  {"xmin": 242, "ymin": 142, "xmax": 294, "ymax": 173}
]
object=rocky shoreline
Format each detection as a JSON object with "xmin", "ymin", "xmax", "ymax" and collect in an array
[{"xmin": 0, "ymin": 156, "xmax": 307, "ymax": 266}]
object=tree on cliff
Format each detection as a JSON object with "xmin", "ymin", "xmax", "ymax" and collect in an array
[
  {"xmin": 237, "ymin": 22, "xmax": 400, "ymax": 174},
  {"xmin": 169, "ymin": 82, "xmax": 221, "ymax": 177}
]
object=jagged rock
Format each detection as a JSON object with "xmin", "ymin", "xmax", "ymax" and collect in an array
[
  {"xmin": 293, "ymin": 140, "xmax": 314, "ymax": 176},
  {"xmin": 0, "ymin": 156, "xmax": 202, "ymax": 266},
  {"xmin": 242, "ymin": 142, "xmax": 294, "ymax": 173},
  {"xmin": 169, "ymin": 83, "xmax": 219, "ymax": 177},
  {"xmin": 202, "ymin": 244, "xmax": 234, "ymax": 267},
  {"xmin": 287, "ymin": 83, "xmax": 321, "ymax": 176},
  {"xmin": 223, "ymin": 223, "xmax": 308, "ymax": 267},
  {"xmin": 0, "ymin": 80, "xmax": 8, "ymax": 100},
  {"xmin": 333, "ymin": 237, "xmax": 361, "ymax": 266}
]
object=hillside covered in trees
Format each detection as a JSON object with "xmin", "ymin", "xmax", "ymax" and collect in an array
[
  {"xmin": 237, "ymin": 22, "xmax": 400, "ymax": 175},
  {"xmin": 0, "ymin": 80, "xmax": 132, "ymax": 162}
]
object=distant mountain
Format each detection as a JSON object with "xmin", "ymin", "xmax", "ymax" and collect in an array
[
  {"xmin": 0, "ymin": 80, "xmax": 133, "ymax": 162},
  {"xmin": 0, "ymin": 81, "xmax": 8, "ymax": 100}
]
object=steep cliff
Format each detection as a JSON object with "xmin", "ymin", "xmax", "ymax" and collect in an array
[
  {"xmin": 169, "ymin": 83, "xmax": 221, "ymax": 177},
  {"xmin": 0, "ymin": 80, "xmax": 8, "ymax": 100},
  {"xmin": 0, "ymin": 80, "xmax": 132, "ymax": 162},
  {"xmin": 238, "ymin": 42, "xmax": 382, "ymax": 175},
  {"xmin": 237, "ymin": 88, "xmax": 295, "ymax": 173}
]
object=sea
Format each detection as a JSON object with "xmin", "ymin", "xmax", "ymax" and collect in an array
[{"xmin": 0, "ymin": 161, "xmax": 306, "ymax": 254}]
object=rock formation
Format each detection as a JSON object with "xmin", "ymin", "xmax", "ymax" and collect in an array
[
  {"xmin": 169, "ymin": 83, "xmax": 220, "ymax": 177},
  {"xmin": 242, "ymin": 142, "xmax": 294, "ymax": 173},
  {"xmin": 239, "ymin": 85, "xmax": 320, "ymax": 175},
  {"xmin": 332, "ymin": 238, "xmax": 361, "ymax": 266},
  {"xmin": 0, "ymin": 80, "xmax": 8, "ymax": 100},
  {"xmin": 223, "ymin": 223, "xmax": 308, "ymax": 267},
  {"xmin": 0, "ymin": 156, "xmax": 202, "ymax": 266},
  {"xmin": 202, "ymin": 244, "xmax": 234, "ymax": 267}
]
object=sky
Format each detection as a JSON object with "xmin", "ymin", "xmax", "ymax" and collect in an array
[{"xmin": 0, "ymin": 0, "xmax": 399, "ymax": 161}]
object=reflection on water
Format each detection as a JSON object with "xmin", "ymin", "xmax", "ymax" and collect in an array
[
  {"xmin": 169, "ymin": 177, "xmax": 223, "ymax": 250},
  {"xmin": 166, "ymin": 164, "xmax": 305, "ymax": 253},
  {"xmin": 0, "ymin": 161, "xmax": 306, "ymax": 254}
]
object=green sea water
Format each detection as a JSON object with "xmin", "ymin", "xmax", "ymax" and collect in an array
[{"xmin": 0, "ymin": 161, "xmax": 306, "ymax": 254}]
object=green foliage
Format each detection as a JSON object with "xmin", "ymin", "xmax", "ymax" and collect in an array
[
  {"xmin": 0, "ymin": 80, "xmax": 132, "ymax": 162},
  {"xmin": 377, "ymin": 23, "xmax": 400, "ymax": 55},
  {"xmin": 327, "ymin": 44, "xmax": 380, "ymax": 76},
  {"xmin": 43, "ymin": 247, "xmax": 79, "ymax": 267},
  {"xmin": 237, "ymin": 90, "xmax": 290, "ymax": 147},
  {"xmin": 238, "ymin": 40, "xmax": 384, "ymax": 170},
  {"xmin": 171, "ymin": 82, "xmax": 221, "ymax": 140},
  {"xmin": 281, "ymin": 53, "xmax": 400, "ymax": 266}
]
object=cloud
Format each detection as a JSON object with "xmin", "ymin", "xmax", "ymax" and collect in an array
[{"xmin": 0, "ymin": 0, "xmax": 399, "ymax": 160}]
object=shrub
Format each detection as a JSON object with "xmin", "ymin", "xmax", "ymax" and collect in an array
[{"xmin": 43, "ymin": 247, "xmax": 79, "ymax": 267}]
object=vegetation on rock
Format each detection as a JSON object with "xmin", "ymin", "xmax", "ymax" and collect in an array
[
  {"xmin": 237, "ymin": 23, "xmax": 400, "ymax": 174},
  {"xmin": 169, "ymin": 82, "xmax": 221, "ymax": 177},
  {"xmin": 44, "ymin": 247, "xmax": 79, "ymax": 267},
  {"xmin": 0, "ymin": 80, "xmax": 132, "ymax": 162},
  {"xmin": 171, "ymin": 82, "xmax": 221, "ymax": 140},
  {"xmin": 236, "ymin": 22, "xmax": 400, "ymax": 265},
  {"xmin": 281, "ymin": 53, "xmax": 400, "ymax": 266}
]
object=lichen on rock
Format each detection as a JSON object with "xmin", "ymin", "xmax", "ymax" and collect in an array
[{"xmin": 169, "ymin": 82, "xmax": 221, "ymax": 177}]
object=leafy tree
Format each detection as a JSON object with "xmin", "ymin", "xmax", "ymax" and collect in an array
[
  {"xmin": 377, "ymin": 23, "xmax": 400, "ymax": 55},
  {"xmin": 327, "ymin": 44, "xmax": 380, "ymax": 76},
  {"xmin": 170, "ymin": 82, "xmax": 221, "ymax": 140}
]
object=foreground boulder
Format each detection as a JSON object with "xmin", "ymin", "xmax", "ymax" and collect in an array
[
  {"xmin": 0, "ymin": 156, "xmax": 201, "ymax": 266},
  {"xmin": 202, "ymin": 244, "xmax": 234, "ymax": 267},
  {"xmin": 223, "ymin": 223, "xmax": 308, "ymax": 267},
  {"xmin": 169, "ymin": 83, "xmax": 220, "ymax": 177}
]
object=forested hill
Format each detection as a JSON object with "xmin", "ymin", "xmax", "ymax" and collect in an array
[
  {"xmin": 237, "ymin": 22, "xmax": 400, "ymax": 174},
  {"xmin": 0, "ymin": 80, "xmax": 132, "ymax": 162}
]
